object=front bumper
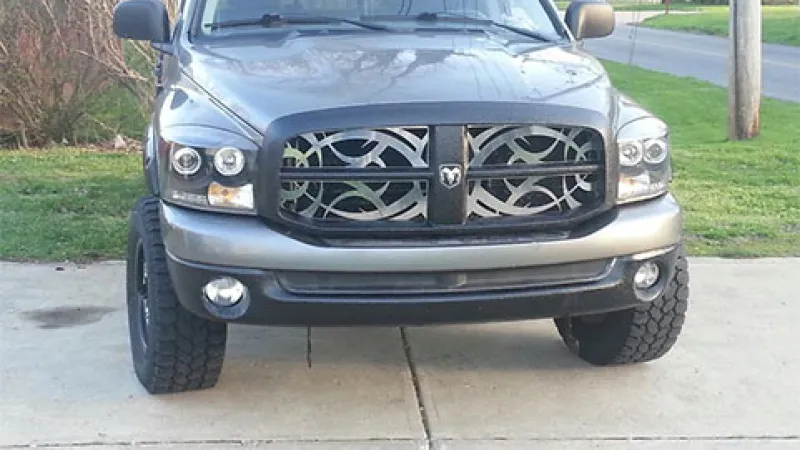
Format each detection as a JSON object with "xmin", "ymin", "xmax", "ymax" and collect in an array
[
  {"xmin": 159, "ymin": 194, "xmax": 683, "ymax": 326},
  {"xmin": 165, "ymin": 248, "xmax": 677, "ymax": 326}
]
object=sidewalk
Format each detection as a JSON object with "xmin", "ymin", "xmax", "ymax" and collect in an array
[{"xmin": 2, "ymin": 258, "xmax": 799, "ymax": 448}]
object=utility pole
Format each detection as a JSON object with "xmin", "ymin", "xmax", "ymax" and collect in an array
[{"xmin": 729, "ymin": 0, "xmax": 762, "ymax": 140}]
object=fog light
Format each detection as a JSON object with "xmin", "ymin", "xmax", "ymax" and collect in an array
[
  {"xmin": 634, "ymin": 261, "xmax": 660, "ymax": 289},
  {"xmin": 203, "ymin": 277, "xmax": 246, "ymax": 306}
]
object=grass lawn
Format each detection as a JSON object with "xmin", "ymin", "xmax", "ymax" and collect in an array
[
  {"xmin": 0, "ymin": 150, "xmax": 144, "ymax": 262},
  {"xmin": 1, "ymin": 63, "xmax": 799, "ymax": 261},
  {"xmin": 642, "ymin": 5, "xmax": 800, "ymax": 46},
  {"xmin": 604, "ymin": 61, "xmax": 800, "ymax": 257}
]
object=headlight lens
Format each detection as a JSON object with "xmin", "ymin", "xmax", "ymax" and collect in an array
[
  {"xmin": 643, "ymin": 138, "xmax": 668, "ymax": 165},
  {"xmin": 619, "ymin": 141, "xmax": 643, "ymax": 167},
  {"xmin": 616, "ymin": 117, "xmax": 672, "ymax": 204},
  {"xmin": 162, "ymin": 141, "xmax": 256, "ymax": 215},
  {"xmin": 171, "ymin": 147, "xmax": 203, "ymax": 176},
  {"xmin": 213, "ymin": 147, "xmax": 246, "ymax": 177}
]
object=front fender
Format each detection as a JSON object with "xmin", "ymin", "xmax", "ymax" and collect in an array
[{"xmin": 612, "ymin": 91, "xmax": 662, "ymax": 136}]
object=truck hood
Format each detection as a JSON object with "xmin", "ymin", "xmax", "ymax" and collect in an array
[{"xmin": 185, "ymin": 34, "xmax": 616, "ymax": 132}]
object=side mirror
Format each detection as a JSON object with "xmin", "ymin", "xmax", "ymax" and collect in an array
[
  {"xmin": 564, "ymin": 0, "xmax": 615, "ymax": 40},
  {"xmin": 113, "ymin": 0, "xmax": 170, "ymax": 42}
]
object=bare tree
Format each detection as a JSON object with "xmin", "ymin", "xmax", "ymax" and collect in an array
[
  {"xmin": 0, "ymin": 0, "xmax": 113, "ymax": 146},
  {"xmin": 81, "ymin": 0, "xmax": 180, "ymax": 110},
  {"xmin": 0, "ymin": 0, "xmax": 178, "ymax": 146}
]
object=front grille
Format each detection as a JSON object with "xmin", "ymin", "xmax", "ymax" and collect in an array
[
  {"xmin": 277, "ymin": 124, "xmax": 605, "ymax": 235},
  {"xmin": 466, "ymin": 125, "xmax": 604, "ymax": 219},
  {"xmin": 280, "ymin": 179, "xmax": 429, "ymax": 222},
  {"xmin": 280, "ymin": 127, "xmax": 430, "ymax": 222}
]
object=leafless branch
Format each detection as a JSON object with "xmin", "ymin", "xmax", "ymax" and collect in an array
[{"xmin": 0, "ymin": 0, "xmax": 179, "ymax": 145}]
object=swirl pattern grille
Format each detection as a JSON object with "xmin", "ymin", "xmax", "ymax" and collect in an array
[
  {"xmin": 277, "ymin": 124, "xmax": 604, "ymax": 231},
  {"xmin": 467, "ymin": 126, "xmax": 604, "ymax": 219},
  {"xmin": 280, "ymin": 127, "xmax": 429, "ymax": 221}
]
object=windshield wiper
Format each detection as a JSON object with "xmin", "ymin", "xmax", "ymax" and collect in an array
[
  {"xmin": 361, "ymin": 12, "xmax": 558, "ymax": 42},
  {"xmin": 207, "ymin": 14, "xmax": 389, "ymax": 32}
]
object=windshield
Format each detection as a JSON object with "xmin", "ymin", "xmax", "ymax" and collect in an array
[{"xmin": 197, "ymin": 0, "xmax": 564, "ymax": 40}]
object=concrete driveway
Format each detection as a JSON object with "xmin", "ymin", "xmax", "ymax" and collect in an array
[{"xmin": 2, "ymin": 258, "xmax": 800, "ymax": 449}]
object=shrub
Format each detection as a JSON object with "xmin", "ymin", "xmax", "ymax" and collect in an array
[
  {"xmin": 0, "ymin": 0, "xmax": 114, "ymax": 146},
  {"xmin": 0, "ymin": 0, "xmax": 179, "ymax": 147}
]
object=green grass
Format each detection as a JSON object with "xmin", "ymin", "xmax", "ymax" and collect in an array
[
  {"xmin": 1, "ymin": 63, "xmax": 799, "ymax": 261},
  {"xmin": 604, "ymin": 61, "xmax": 800, "ymax": 257},
  {"xmin": 642, "ymin": 5, "xmax": 800, "ymax": 46},
  {"xmin": 0, "ymin": 149, "xmax": 145, "ymax": 261}
]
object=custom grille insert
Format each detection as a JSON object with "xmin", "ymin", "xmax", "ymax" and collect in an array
[
  {"xmin": 277, "ymin": 124, "xmax": 605, "ymax": 233},
  {"xmin": 280, "ymin": 127, "xmax": 429, "ymax": 222},
  {"xmin": 466, "ymin": 125, "xmax": 605, "ymax": 219}
]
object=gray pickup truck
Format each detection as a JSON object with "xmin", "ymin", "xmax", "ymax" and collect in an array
[{"xmin": 114, "ymin": 0, "xmax": 689, "ymax": 394}]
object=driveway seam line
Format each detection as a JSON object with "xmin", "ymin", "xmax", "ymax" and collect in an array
[
  {"xmin": 0, "ymin": 438, "xmax": 424, "ymax": 449},
  {"xmin": 400, "ymin": 327, "xmax": 432, "ymax": 450},
  {"xmin": 306, "ymin": 326, "xmax": 312, "ymax": 368},
  {"xmin": 4, "ymin": 436, "xmax": 800, "ymax": 448},
  {"xmin": 434, "ymin": 435, "xmax": 800, "ymax": 442}
]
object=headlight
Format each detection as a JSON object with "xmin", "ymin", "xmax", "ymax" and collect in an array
[
  {"xmin": 171, "ymin": 147, "xmax": 203, "ymax": 176},
  {"xmin": 162, "ymin": 140, "xmax": 256, "ymax": 214},
  {"xmin": 213, "ymin": 147, "xmax": 246, "ymax": 176},
  {"xmin": 615, "ymin": 117, "xmax": 672, "ymax": 204}
]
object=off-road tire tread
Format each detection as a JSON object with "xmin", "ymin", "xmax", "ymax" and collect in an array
[
  {"xmin": 554, "ymin": 248, "xmax": 689, "ymax": 366},
  {"xmin": 128, "ymin": 196, "xmax": 227, "ymax": 394}
]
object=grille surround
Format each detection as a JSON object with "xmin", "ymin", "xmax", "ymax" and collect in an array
[{"xmin": 273, "ymin": 122, "xmax": 609, "ymax": 237}]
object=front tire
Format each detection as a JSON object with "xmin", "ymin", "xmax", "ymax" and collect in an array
[
  {"xmin": 126, "ymin": 196, "xmax": 227, "ymax": 394},
  {"xmin": 554, "ymin": 248, "xmax": 689, "ymax": 366}
]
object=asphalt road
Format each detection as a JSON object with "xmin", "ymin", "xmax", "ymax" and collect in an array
[
  {"xmin": 583, "ymin": 15, "xmax": 800, "ymax": 102},
  {"xmin": 2, "ymin": 258, "xmax": 800, "ymax": 449}
]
